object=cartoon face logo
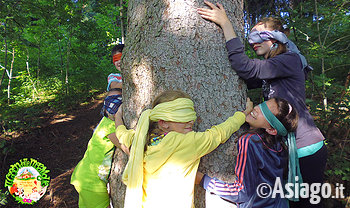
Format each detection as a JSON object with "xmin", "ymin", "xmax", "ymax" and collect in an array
[{"xmin": 5, "ymin": 158, "xmax": 50, "ymax": 205}]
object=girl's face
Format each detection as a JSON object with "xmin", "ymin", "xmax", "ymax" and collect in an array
[
  {"xmin": 246, "ymin": 99, "xmax": 278, "ymax": 130},
  {"xmin": 162, "ymin": 120, "xmax": 194, "ymax": 134},
  {"xmin": 251, "ymin": 24, "xmax": 275, "ymax": 59}
]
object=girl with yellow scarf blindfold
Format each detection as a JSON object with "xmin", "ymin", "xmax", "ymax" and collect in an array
[{"xmin": 115, "ymin": 90, "xmax": 253, "ymax": 208}]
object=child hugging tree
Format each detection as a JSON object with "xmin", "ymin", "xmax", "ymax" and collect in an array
[
  {"xmin": 113, "ymin": 90, "xmax": 253, "ymax": 208},
  {"xmin": 71, "ymin": 44, "xmax": 127, "ymax": 208},
  {"xmin": 196, "ymin": 97, "xmax": 300, "ymax": 208}
]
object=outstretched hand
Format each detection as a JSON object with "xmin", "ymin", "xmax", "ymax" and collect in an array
[
  {"xmin": 197, "ymin": 1, "xmax": 237, "ymax": 41},
  {"xmin": 121, "ymin": 144, "xmax": 130, "ymax": 155},
  {"xmin": 243, "ymin": 98, "xmax": 253, "ymax": 116},
  {"xmin": 107, "ymin": 132, "xmax": 130, "ymax": 155},
  {"xmin": 197, "ymin": 1, "xmax": 229, "ymax": 27}
]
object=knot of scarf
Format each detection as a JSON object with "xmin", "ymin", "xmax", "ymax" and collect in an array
[
  {"xmin": 259, "ymin": 101, "xmax": 302, "ymax": 202},
  {"xmin": 248, "ymin": 30, "xmax": 309, "ymax": 71},
  {"xmin": 122, "ymin": 98, "xmax": 196, "ymax": 207}
]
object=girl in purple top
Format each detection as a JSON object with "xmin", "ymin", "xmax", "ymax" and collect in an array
[{"xmin": 198, "ymin": 1, "xmax": 327, "ymax": 207}]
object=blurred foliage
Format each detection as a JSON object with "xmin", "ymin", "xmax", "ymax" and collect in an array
[
  {"xmin": 0, "ymin": 0, "xmax": 127, "ymax": 133},
  {"xmin": 287, "ymin": 2, "xmax": 350, "ymax": 199},
  {"xmin": 306, "ymin": 73, "xmax": 350, "ymax": 183},
  {"xmin": 0, "ymin": 189, "xmax": 9, "ymax": 206}
]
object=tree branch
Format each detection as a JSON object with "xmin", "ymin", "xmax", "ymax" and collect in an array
[
  {"xmin": 326, "ymin": 35, "xmax": 350, "ymax": 48},
  {"xmin": 322, "ymin": 2, "xmax": 347, "ymax": 47},
  {"xmin": 325, "ymin": 64, "xmax": 350, "ymax": 73},
  {"xmin": 314, "ymin": 0, "xmax": 322, "ymax": 48}
]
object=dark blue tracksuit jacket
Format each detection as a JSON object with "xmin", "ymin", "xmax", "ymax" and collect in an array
[{"xmin": 201, "ymin": 133, "xmax": 288, "ymax": 208}]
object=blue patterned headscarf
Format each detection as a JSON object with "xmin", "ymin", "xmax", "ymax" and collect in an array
[
  {"xmin": 101, "ymin": 94, "xmax": 122, "ymax": 117},
  {"xmin": 248, "ymin": 30, "xmax": 309, "ymax": 71}
]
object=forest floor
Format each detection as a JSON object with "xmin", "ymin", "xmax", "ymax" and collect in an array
[{"xmin": 0, "ymin": 94, "xmax": 105, "ymax": 208}]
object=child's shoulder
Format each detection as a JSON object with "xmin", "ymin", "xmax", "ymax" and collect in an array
[
  {"xmin": 108, "ymin": 72, "xmax": 122, "ymax": 78},
  {"xmin": 108, "ymin": 72, "xmax": 121, "ymax": 76},
  {"xmin": 107, "ymin": 73, "xmax": 122, "ymax": 91},
  {"xmin": 108, "ymin": 73, "xmax": 122, "ymax": 82},
  {"xmin": 97, "ymin": 116, "xmax": 115, "ymax": 128},
  {"xmin": 238, "ymin": 133, "xmax": 262, "ymax": 143}
]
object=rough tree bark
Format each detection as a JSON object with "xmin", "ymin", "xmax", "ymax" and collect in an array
[{"xmin": 110, "ymin": 0, "xmax": 245, "ymax": 207}]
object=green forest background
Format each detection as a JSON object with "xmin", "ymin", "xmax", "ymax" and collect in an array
[{"xmin": 0, "ymin": 0, "xmax": 349, "ymax": 205}]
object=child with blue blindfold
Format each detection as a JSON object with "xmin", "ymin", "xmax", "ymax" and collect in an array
[
  {"xmin": 198, "ymin": 2, "xmax": 327, "ymax": 207},
  {"xmin": 196, "ymin": 97, "xmax": 299, "ymax": 208}
]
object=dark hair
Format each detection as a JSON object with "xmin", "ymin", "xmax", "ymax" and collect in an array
[
  {"xmin": 111, "ymin": 44, "xmax": 124, "ymax": 63},
  {"xmin": 250, "ymin": 97, "xmax": 298, "ymax": 146},
  {"xmin": 255, "ymin": 17, "xmax": 290, "ymax": 58},
  {"xmin": 247, "ymin": 97, "xmax": 298, "ymax": 178},
  {"xmin": 274, "ymin": 97, "xmax": 298, "ymax": 132},
  {"xmin": 112, "ymin": 44, "xmax": 124, "ymax": 55},
  {"xmin": 145, "ymin": 90, "xmax": 191, "ymax": 150}
]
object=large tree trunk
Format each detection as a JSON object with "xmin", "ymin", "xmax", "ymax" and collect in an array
[{"xmin": 110, "ymin": 0, "xmax": 245, "ymax": 207}]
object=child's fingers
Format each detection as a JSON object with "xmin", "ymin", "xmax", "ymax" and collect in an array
[
  {"xmin": 199, "ymin": 14, "xmax": 214, "ymax": 21},
  {"xmin": 197, "ymin": 8, "xmax": 213, "ymax": 15},
  {"xmin": 121, "ymin": 144, "xmax": 130, "ymax": 155},
  {"xmin": 217, "ymin": 3, "xmax": 225, "ymax": 10},
  {"xmin": 197, "ymin": 9, "xmax": 215, "ymax": 20},
  {"xmin": 246, "ymin": 98, "xmax": 253, "ymax": 109},
  {"xmin": 197, "ymin": 8, "xmax": 213, "ymax": 13},
  {"xmin": 204, "ymin": 0, "xmax": 218, "ymax": 10}
]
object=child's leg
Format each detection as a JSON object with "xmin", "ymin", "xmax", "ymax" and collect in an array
[
  {"xmin": 78, "ymin": 188, "xmax": 110, "ymax": 208},
  {"xmin": 289, "ymin": 144, "xmax": 327, "ymax": 208}
]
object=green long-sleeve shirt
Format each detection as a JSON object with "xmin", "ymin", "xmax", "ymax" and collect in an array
[{"xmin": 71, "ymin": 117, "xmax": 115, "ymax": 192}]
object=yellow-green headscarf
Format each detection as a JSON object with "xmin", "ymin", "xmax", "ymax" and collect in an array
[{"xmin": 123, "ymin": 98, "xmax": 197, "ymax": 208}]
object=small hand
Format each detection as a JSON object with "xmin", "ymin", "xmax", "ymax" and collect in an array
[
  {"xmin": 197, "ymin": 1, "xmax": 237, "ymax": 41},
  {"xmin": 121, "ymin": 144, "xmax": 130, "ymax": 155},
  {"xmin": 195, "ymin": 171, "xmax": 204, "ymax": 185},
  {"xmin": 107, "ymin": 133, "xmax": 129, "ymax": 155},
  {"xmin": 197, "ymin": 1, "xmax": 230, "ymax": 28},
  {"xmin": 243, "ymin": 98, "xmax": 253, "ymax": 116}
]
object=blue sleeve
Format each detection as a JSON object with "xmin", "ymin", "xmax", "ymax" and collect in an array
[
  {"xmin": 201, "ymin": 134, "xmax": 262, "ymax": 204},
  {"xmin": 225, "ymin": 38, "xmax": 302, "ymax": 81}
]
